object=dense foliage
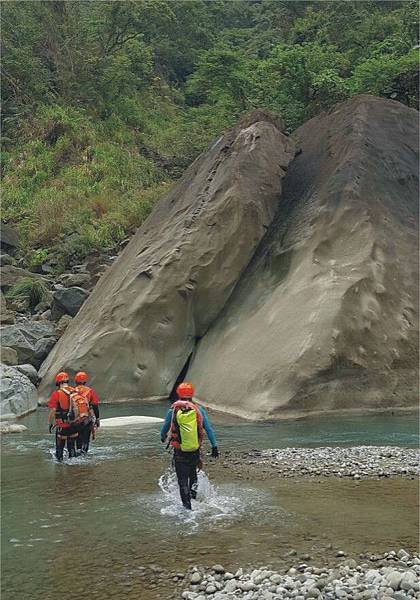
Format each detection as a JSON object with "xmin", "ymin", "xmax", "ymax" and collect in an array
[{"xmin": 2, "ymin": 0, "xmax": 418, "ymax": 270}]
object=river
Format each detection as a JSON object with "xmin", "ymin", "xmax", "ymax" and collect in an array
[{"xmin": 1, "ymin": 402, "xmax": 418, "ymax": 599}]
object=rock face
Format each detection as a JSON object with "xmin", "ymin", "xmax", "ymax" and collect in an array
[
  {"xmin": 0, "ymin": 364, "xmax": 38, "ymax": 417},
  {"xmin": 38, "ymin": 98, "xmax": 418, "ymax": 416},
  {"xmin": 1, "ymin": 320, "xmax": 57, "ymax": 368},
  {"xmin": 38, "ymin": 111, "xmax": 295, "ymax": 401},
  {"xmin": 188, "ymin": 96, "xmax": 419, "ymax": 417}
]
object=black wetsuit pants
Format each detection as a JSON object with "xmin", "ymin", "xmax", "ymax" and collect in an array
[
  {"xmin": 55, "ymin": 426, "xmax": 78, "ymax": 461},
  {"xmin": 76, "ymin": 420, "xmax": 92, "ymax": 453},
  {"xmin": 173, "ymin": 449, "xmax": 200, "ymax": 510}
]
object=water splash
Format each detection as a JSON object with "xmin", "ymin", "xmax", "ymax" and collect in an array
[{"xmin": 157, "ymin": 468, "xmax": 254, "ymax": 531}]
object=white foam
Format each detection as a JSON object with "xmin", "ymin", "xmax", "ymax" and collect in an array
[{"xmin": 157, "ymin": 468, "xmax": 248, "ymax": 531}]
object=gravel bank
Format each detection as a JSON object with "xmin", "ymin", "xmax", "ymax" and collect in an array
[
  {"xmin": 221, "ymin": 446, "xmax": 419, "ymax": 480},
  {"xmin": 181, "ymin": 550, "xmax": 420, "ymax": 599}
]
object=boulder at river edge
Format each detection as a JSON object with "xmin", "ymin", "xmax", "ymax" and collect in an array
[
  {"xmin": 0, "ymin": 364, "xmax": 37, "ymax": 418},
  {"xmin": 38, "ymin": 98, "xmax": 418, "ymax": 417},
  {"xmin": 38, "ymin": 110, "xmax": 295, "ymax": 401},
  {"xmin": 188, "ymin": 96, "xmax": 419, "ymax": 417}
]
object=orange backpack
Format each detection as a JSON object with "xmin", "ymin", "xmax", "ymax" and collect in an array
[{"xmin": 62, "ymin": 387, "xmax": 91, "ymax": 423}]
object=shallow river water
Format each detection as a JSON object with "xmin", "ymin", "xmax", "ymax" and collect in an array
[{"xmin": 1, "ymin": 403, "xmax": 418, "ymax": 600}]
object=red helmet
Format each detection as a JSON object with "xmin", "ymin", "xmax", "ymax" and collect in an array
[
  {"xmin": 176, "ymin": 382, "xmax": 194, "ymax": 398},
  {"xmin": 55, "ymin": 371, "xmax": 69, "ymax": 385},
  {"xmin": 75, "ymin": 371, "xmax": 88, "ymax": 384}
]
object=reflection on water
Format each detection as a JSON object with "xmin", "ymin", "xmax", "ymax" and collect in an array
[{"xmin": 1, "ymin": 403, "xmax": 419, "ymax": 600}]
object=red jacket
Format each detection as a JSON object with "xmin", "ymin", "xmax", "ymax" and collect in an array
[{"xmin": 48, "ymin": 388, "xmax": 72, "ymax": 428}]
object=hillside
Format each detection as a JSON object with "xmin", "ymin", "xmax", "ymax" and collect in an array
[{"xmin": 2, "ymin": 1, "xmax": 418, "ymax": 274}]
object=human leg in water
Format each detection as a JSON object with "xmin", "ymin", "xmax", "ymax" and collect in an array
[
  {"xmin": 174, "ymin": 450, "xmax": 200, "ymax": 509},
  {"xmin": 55, "ymin": 430, "xmax": 66, "ymax": 461},
  {"xmin": 82, "ymin": 422, "xmax": 92, "ymax": 453},
  {"xmin": 190, "ymin": 460, "xmax": 199, "ymax": 499},
  {"xmin": 66, "ymin": 434, "xmax": 77, "ymax": 458}
]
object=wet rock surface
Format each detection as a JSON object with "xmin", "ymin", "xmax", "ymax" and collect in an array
[
  {"xmin": 221, "ymin": 446, "xmax": 419, "ymax": 480},
  {"xmin": 180, "ymin": 551, "xmax": 420, "ymax": 600}
]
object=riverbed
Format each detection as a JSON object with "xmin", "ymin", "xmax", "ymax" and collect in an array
[{"xmin": 1, "ymin": 403, "xmax": 418, "ymax": 600}]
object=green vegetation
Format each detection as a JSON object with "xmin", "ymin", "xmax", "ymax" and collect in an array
[
  {"xmin": 6, "ymin": 278, "xmax": 49, "ymax": 308},
  {"xmin": 2, "ymin": 0, "xmax": 418, "ymax": 271}
]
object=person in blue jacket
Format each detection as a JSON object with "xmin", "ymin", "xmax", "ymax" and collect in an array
[{"xmin": 160, "ymin": 382, "xmax": 219, "ymax": 508}]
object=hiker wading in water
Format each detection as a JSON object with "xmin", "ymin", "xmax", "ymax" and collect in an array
[
  {"xmin": 48, "ymin": 372, "xmax": 79, "ymax": 461},
  {"xmin": 160, "ymin": 382, "xmax": 219, "ymax": 509}
]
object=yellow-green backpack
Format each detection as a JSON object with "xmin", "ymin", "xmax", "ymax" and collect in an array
[{"xmin": 176, "ymin": 408, "xmax": 200, "ymax": 452}]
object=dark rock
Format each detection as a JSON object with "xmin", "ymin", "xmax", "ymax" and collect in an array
[
  {"xmin": 40, "ymin": 263, "xmax": 54, "ymax": 275},
  {"xmin": 0, "ymin": 223, "xmax": 19, "ymax": 255},
  {"xmin": 33, "ymin": 337, "xmax": 57, "ymax": 368},
  {"xmin": 51, "ymin": 286, "xmax": 89, "ymax": 319},
  {"xmin": 0, "ymin": 320, "xmax": 56, "ymax": 366}
]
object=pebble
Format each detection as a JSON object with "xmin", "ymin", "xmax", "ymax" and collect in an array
[
  {"xmin": 181, "ymin": 550, "xmax": 420, "ymax": 600},
  {"xmin": 223, "ymin": 446, "xmax": 419, "ymax": 479}
]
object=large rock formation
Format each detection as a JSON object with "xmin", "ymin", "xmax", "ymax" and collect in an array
[
  {"xmin": 188, "ymin": 95, "xmax": 419, "ymax": 417},
  {"xmin": 38, "ymin": 97, "xmax": 418, "ymax": 416},
  {"xmin": 38, "ymin": 111, "xmax": 296, "ymax": 401}
]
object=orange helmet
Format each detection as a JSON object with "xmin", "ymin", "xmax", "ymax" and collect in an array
[
  {"xmin": 176, "ymin": 382, "xmax": 194, "ymax": 398},
  {"xmin": 75, "ymin": 371, "xmax": 88, "ymax": 384},
  {"xmin": 55, "ymin": 371, "xmax": 69, "ymax": 385}
]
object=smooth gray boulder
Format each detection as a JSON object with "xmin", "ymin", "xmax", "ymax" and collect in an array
[
  {"xmin": 51, "ymin": 286, "xmax": 89, "ymax": 319},
  {"xmin": 0, "ymin": 320, "xmax": 57, "ymax": 367},
  {"xmin": 188, "ymin": 96, "xmax": 419, "ymax": 418},
  {"xmin": 38, "ymin": 111, "xmax": 295, "ymax": 402},
  {"xmin": 0, "ymin": 364, "xmax": 37, "ymax": 417}
]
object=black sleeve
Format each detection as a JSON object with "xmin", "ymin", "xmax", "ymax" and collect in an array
[{"xmin": 92, "ymin": 404, "xmax": 99, "ymax": 419}]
